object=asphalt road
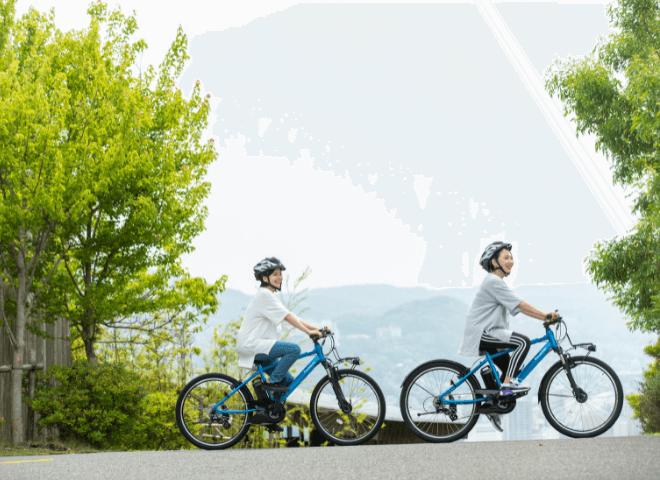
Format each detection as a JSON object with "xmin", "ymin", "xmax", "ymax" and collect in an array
[{"xmin": 2, "ymin": 436, "xmax": 658, "ymax": 480}]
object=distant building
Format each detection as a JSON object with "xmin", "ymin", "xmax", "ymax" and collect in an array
[
  {"xmin": 376, "ymin": 326, "xmax": 402, "ymax": 339},
  {"xmin": 467, "ymin": 417, "xmax": 503, "ymax": 442},
  {"xmin": 504, "ymin": 398, "xmax": 534, "ymax": 441},
  {"xmin": 346, "ymin": 334, "xmax": 370, "ymax": 340}
]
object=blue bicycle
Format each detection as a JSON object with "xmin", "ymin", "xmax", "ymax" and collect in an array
[
  {"xmin": 399, "ymin": 315, "xmax": 624, "ymax": 442},
  {"xmin": 176, "ymin": 330, "xmax": 386, "ymax": 449}
]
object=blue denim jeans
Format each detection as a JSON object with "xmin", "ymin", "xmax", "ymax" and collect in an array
[{"xmin": 254, "ymin": 341, "xmax": 301, "ymax": 385}]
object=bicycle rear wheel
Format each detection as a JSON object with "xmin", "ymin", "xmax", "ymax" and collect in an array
[
  {"xmin": 176, "ymin": 373, "xmax": 253, "ymax": 450},
  {"xmin": 540, "ymin": 356, "xmax": 623, "ymax": 438},
  {"xmin": 400, "ymin": 360, "xmax": 481, "ymax": 443},
  {"xmin": 310, "ymin": 369, "xmax": 386, "ymax": 446}
]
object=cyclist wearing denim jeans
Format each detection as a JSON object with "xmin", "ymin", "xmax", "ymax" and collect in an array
[
  {"xmin": 457, "ymin": 241, "xmax": 559, "ymax": 432},
  {"xmin": 236, "ymin": 257, "xmax": 325, "ymax": 429}
]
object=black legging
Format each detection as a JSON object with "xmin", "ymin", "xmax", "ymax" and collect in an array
[{"xmin": 479, "ymin": 331, "xmax": 531, "ymax": 382}]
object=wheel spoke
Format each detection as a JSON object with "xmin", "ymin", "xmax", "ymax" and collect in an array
[
  {"xmin": 312, "ymin": 372, "xmax": 384, "ymax": 445},
  {"xmin": 402, "ymin": 363, "xmax": 478, "ymax": 442},
  {"xmin": 177, "ymin": 376, "xmax": 250, "ymax": 449},
  {"xmin": 543, "ymin": 358, "xmax": 622, "ymax": 436}
]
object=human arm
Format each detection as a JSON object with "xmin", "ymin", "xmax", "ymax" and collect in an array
[
  {"xmin": 298, "ymin": 316, "xmax": 332, "ymax": 333},
  {"xmin": 284, "ymin": 313, "xmax": 323, "ymax": 337},
  {"xmin": 518, "ymin": 301, "xmax": 559, "ymax": 321}
]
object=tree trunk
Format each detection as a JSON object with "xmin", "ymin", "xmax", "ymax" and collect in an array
[
  {"xmin": 10, "ymin": 347, "xmax": 24, "ymax": 444},
  {"xmin": 26, "ymin": 349, "xmax": 36, "ymax": 442},
  {"xmin": 83, "ymin": 322, "xmax": 98, "ymax": 363},
  {"xmin": 10, "ymin": 264, "xmax": 28, "ymax": 445}
]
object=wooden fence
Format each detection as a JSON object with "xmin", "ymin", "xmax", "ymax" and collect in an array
[{"xmin": 0, "ymin": 315, "xmax": 71, "ymax": 444}]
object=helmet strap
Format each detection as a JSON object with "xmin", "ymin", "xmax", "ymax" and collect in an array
[
  {"xmin": 263, "ymin": 273, "xmax": 282, "ymax": 292},
  {"xmin": 493, "ymin": 258, "xmax": 509, "ymax": 277}
]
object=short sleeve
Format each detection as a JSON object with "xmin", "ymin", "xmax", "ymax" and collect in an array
[
  {"xmin": 486, "ymin": 277, "xmax": 523, "ymax": 316},
  {"xmin": 259, "ymin": 290, "xmax": 290, "ymax": 326}
]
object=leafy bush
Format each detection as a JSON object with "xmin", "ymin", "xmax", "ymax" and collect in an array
[
  {"xmin": 31, "ymin": 362, "xmax": 145, "ymax": 449},
  {"xmin": 636, "ymin": 370, "xmax": 660, "ymax": 433},
  {"xmin": 628, "ymin": 336, "xmax": 660, "ymax": 434},
  {"xmin": 130, "ymin": 391, "xmax": 190, "ymax": 450},
  {"xmin": 31, "ymin": 362, "xmax": 194, "ymax": 450}
]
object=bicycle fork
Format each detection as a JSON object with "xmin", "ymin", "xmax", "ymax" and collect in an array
[
  {"xmin": 324, "ymin": 362, "xmax": 352, "ymax": 414},
  {"xmin": 557, "ymin": 351, "xmax": 587, "ymax": 402}
]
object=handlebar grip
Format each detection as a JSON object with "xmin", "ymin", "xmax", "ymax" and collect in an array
[{"xmin": 310, "ymin": 328, "xmax": 329, "ymax": 341}]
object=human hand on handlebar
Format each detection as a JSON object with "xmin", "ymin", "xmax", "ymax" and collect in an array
[
  {"xmin": 309, "ymin": 327, "xmax": 332, "ymax": 340},
  {"xmin": 545, "ymin": 310, "xmax": 560, "ymax": 322},
  {"xmin": 309, "ymin": 328, "xmax": 323, "ymax": 339}
]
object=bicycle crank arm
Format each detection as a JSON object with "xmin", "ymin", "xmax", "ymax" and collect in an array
[{"xmin": 474, "ymin": 389, "xmax": 500, "ymax": 396}]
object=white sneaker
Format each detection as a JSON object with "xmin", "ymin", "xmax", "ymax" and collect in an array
[
  {"xmin": 500, "ymin": 378, "xmax": 530, "ymax": 396},
  {"xmin": 486, "ymin": 414, "xmax": 503, "ymax": 432}
]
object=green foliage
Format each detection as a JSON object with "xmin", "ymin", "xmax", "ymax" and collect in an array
[
  {"xmin": 584, "ymin": 226, "xmax": 660, "ymax": 332},
  {"xmin": 636, "ymin": 372, "xmax": 660, "ymax": 433},
  {"xmin": 130, "ymin": 390, "xmax": 190, "ymax": 450},
  {"xmin": 627, "ymin": 336, "xmax": 660, "ymax": 433},
  {"xmin": 29, "ymin": 1, "xmax": 221, "ymax": 362},
  {"xmin": 30, "ymin": 362, "xmax": 144, "ymax": 449},
  {"xmin": 545, "ymin": 0, "xmax": 660, "ymax": 333},
  {"xmin": 202, "ymin": 318, "xmax": 240, "ymax": 377},
  {"xmin": 30, "ymin": 362, "xmax": 192, "ymax": 450}
]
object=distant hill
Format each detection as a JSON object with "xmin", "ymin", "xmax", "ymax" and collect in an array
[{"xmin": 197, "ymin": 282, "xmax": 655, "ymax": 405}]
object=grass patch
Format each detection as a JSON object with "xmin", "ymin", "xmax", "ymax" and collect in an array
[{"xmin": 0, "ymin": 439, "xmax": 102, "ymax": 456}]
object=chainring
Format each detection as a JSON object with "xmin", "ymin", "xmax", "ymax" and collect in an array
[
  {"xmin": 265, "ymin": 402, "xmax": 287, "ymax": 423},
  {"xmin": 494, "ymin": 396, "xmax": 517, "ymax": 414}
]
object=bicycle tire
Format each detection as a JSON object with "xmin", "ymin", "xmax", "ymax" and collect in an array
[
  {"xmin": 400, "ymin": 360, "xmax": 481, "ymax": 443},
  {"xmin": 310, "ymin": 369, "xmax": 386, "ymax": 446},
  {"xmin": 175, "ymin": 372, "xmax": 254, "ymax": 450},
  {"xmin": 539, "ymin": 356, "xmax": 623, "ymax": 438}
]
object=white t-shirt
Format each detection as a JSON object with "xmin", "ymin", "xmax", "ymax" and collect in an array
[
  {"xmin": 457, "ymin": 274, "xmax": 523, "ymax": 357},
  {"xmin": 236, "ymin": 287, "xmax": 290, "ymax": 369}
]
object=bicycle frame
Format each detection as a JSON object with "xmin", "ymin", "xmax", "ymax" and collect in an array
[
  {"xmin": 440, "ymin": 327, "xmax": 560, "ymax": 405},
  {"xmin": 209, "ymin": 342, "xmax": 328, "ymax": 414}
]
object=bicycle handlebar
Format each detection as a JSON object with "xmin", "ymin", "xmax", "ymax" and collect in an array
[
  {"xmin": 543, "ymin": 311, "xmax": 563, "ymax": 331},
  {"xmin": 310, "ymin": 327, "xmax": 331, "ymax": 342}
]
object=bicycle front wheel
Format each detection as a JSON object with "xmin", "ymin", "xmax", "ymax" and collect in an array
[
  {"xmin": 175, "ymin": 373, "xmax": 253, "ymax": 450},
  {"xmin": 310, "ymin": 369, "xmax": 386, "ymax": 446},
  {"xmin": 540, "ymin": 356, "xmax": 623, "ymax": 438},
  {"xmin": 400, "ymin": 360, "xmax": 480, "ymax": 443}
]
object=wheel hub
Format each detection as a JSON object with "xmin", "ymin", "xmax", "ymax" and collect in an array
[
  {"xmin": 575, "ymin": 388, "xmax": 588, "ymax": 404},
  {"xmin": 339, "ymin": 401, "xmax": 353, "ymax": 414},
  {"xmin": 209, "ymin": 406, "xmax": 231, "ymax": 429},
  {"xmin": 436, "ymin": 395, "xmax": 458, "ymax": 421}
]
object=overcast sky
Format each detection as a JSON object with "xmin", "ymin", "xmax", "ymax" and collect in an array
[{"xmin": 19, "ymin": 1, "xmax": 635, "ymax": 293}]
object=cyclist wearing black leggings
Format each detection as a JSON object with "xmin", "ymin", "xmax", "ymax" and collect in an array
[{"xmin": 458, "ymin": 241, "xmax": 558, "ymax": 432}]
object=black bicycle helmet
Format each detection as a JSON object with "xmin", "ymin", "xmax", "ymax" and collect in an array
[
  {"xmin": 253, "ymin": 257, "xmax": 286, "ymax": 290},
  {"xmin": 479, "ymin": 241, "xmax": 513, "ymax": 276}
]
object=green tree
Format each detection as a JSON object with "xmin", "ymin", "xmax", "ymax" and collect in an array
[
  {"xmin": 545, "ymin": 0, "xmax": 660, "ymax": 431},
  {"xmin": 0, "ymin": 0, "xmax": 221, "ymax": 444},
  {"xmin": 32, "ymin": 2, "xmax": 221, "ymax": 363},
  {"xmin": 545, "ymin": 0, "xmax": 660, "ymax": 334},
  {"xmin": 0, "ymin": 1, "xmax": 95, "ymax": 445}
]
